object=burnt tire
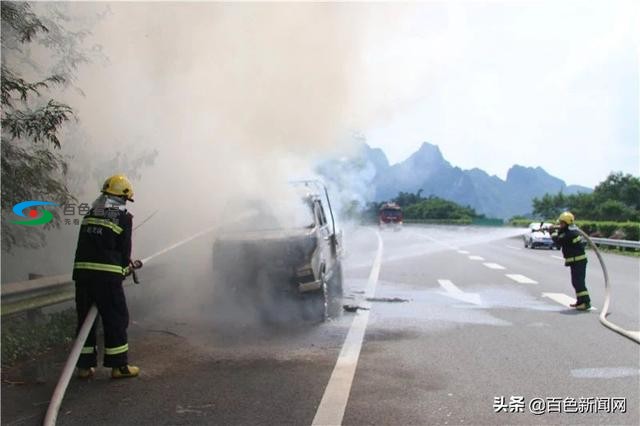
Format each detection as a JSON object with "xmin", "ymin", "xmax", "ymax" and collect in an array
[
  {"xmin": 302, "ymin": 272, "xmax": 328, "ymax": 323},
  {"xmin": 327, "ymin": 262, "xmax": 344, "ymax": 318}
]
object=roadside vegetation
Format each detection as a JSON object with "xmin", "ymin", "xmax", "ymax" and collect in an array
[
  {"xmin": 350, "ymin": 189, "xmax": 496, "ymax": 225},
  {"xmin": 509, "ymin": 172, "xmax": 640, "ymax": 242}
]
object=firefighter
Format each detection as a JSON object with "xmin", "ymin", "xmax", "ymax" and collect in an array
[
  {"xmin": 549, "ymin": 211, "xmax": 591, "ymax": 310},
  {"xmin": 73, "ymin": 174, "xmax": 140, "ymax": 379}
]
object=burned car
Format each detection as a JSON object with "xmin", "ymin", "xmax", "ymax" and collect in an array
[{"xmin": 212, "ymin": 181, "xmax": 343, "ymax": 323}]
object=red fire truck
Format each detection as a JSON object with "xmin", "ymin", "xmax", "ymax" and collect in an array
[{"xmin": 379, "ymin": 202, "xmax": 403, "ymax": 230}]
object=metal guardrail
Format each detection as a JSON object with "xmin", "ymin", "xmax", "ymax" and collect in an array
[
  {"xmin": 1, "ymin": 225, "xmax": 219, "ymax": 316},
  {"xmin": 1, "ymin": 273, "xmax": 74, "ymax": 316},
  {"xmin": 589, "ymin": 237, "xmax": 640, "ymax": 249},
  {"xmin": 2, "ymin": 233, "xmax": 638, "ymax": 316}
]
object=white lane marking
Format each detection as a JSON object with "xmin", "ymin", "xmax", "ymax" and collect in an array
[
  {"xmin": 483, "ymin": 262, "xmax": 506, "ymax": 270},
  {"xmin": 468, "ymin": 255, "xmax": 484, "ymax": 261},
  {"xmin": 505, "ymin": 274, "xmax": 538, "ymax": 284},
  {"xmin": 550, "ymin": 255, "xmax": 564, "ymax": 260},
  {"xmin": 438, "ymin": 279, "xmax": 482, "ymax": 305},
  {"xmin": 457, "ymin": 250, "xmax": 470, "ymax": 254},
  {"xmin": 542, "ymin": 293, "xmax": 597, "ymax": 311},
  {"xmin": 312, "ymin": 230, "xmax": 383, "ymax": 426},
  {"xmin": 506, "ymin": 245, "xmax": 521, "ymax": 250},
  {"xmin": 571, "ymin": 367, "xmax": 640, "ymax": 379}
]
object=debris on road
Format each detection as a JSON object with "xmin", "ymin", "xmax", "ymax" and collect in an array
[
  {"xmin": 366, "ymin": 297, "xmax": 410, "ymax": 303},
  {"xmin": 343, "ymin": 304, "xmax": 370, "ymax": 312}
]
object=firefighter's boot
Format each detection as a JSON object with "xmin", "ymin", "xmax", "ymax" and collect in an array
[
  {"xmin": 111, "ymin": 365, "xmax": 140, "ymax": 379},
  {"xmin": 574, "ymin": 302, "xmax": 591, "ymax": 311},
  {"xmin": 77, "ymin": 367, "xmax": 95, "ymax": 379}
]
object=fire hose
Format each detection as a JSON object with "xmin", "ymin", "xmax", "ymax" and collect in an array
[
  {"xmin": 43, "ymin": 223, "xmax": 217, "ymax": 426},
  {"xmin": 576, "ymin": 228, "xmax": 640, "ymax": 345}
]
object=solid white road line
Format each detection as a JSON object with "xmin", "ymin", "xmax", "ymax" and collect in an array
[
  {"xmin": 438, "ymin": 279, "xmax": 482, "ymax": 305},
  {"xmin": 312, "ymin": 230, "xmax": 383, "ymax": 426},
  {"xmin": 542, "ymin": 292, "xmax": 597, "ymax": 311},
  {"xmin": 468, "ymin": 255, "xmax": 485, "ymax": 261},
  {"xmin": 505, "ymin": 274, "xmax": 538, "ymax": 284},
  {"xmin": 483, "ymin": 262, "xmax": 506, "ymax": 270},
  {"xmin": 457, "ymin": 250, "xmax": 470, "ymax": 254}
]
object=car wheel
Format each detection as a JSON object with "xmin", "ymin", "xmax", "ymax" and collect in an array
[{"xmin": 303, "ymin": 270, "xmax": 328, "ymax": 323}]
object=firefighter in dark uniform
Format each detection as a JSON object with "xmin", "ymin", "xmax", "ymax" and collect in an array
[
  {"xmin": 73, "ymin": 174, "xmax": 140, "ymax": 379},
  {"xmin": 549, "ymin": 211, "xmax": 591, "ymax": 310}
]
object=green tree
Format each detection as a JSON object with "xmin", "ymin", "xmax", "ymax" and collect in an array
[
  {"xmin": 1, "ymin": 1, "xmax": 76, "ymax": 251},
  {"xmin": 392, "ymin": 189, "xmax": 424, "ymax": 207},
  {"xmin": 403, "ymin": 196, "xmax": 479, "ymax": 220},
  {"xmin": 592, "ymin": 172, "xmax": 640, "ymax": 211},
  {"xmin": 531, "ymin": 193, "xmax": 566, "ymax": 219},
  {"xmin": 531, "ymin": 172, "xmax": 640, "ymax": 221}
]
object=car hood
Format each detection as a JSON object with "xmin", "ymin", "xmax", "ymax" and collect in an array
[{"xmin": 215, "ymin": 227, "xmax": 315, "ymax": 242}]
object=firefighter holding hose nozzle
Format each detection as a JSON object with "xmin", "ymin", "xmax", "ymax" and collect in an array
[
  {"xmin": 546, "ymin": 211, "xmax": 591, "ymax": 311},
  {"xmin": 72, "ymin": 174, "xmax": 140, "ymax": 379}
]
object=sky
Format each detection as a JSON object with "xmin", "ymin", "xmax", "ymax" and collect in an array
[
  {"xmin": 360, "ymin": 0, "xmax": 639, "ymax": 187},
  {"xmin": 32, "ymin": 0, "xmax": 640, "ymax": 195}
]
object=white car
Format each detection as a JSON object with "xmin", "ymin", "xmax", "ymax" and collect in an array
[{"xmin": 523, "ymin": 222, "xmax": 557, "ymax": 249}]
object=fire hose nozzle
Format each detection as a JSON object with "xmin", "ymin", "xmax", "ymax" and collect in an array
[{"xmin": 128, "ymin": 259, "xmax": 143, "ymax": 284}]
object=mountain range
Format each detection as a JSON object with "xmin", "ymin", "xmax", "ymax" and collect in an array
[{"xmin": 319, "ymin": 142, "xmax": 592, "ymax": 219}]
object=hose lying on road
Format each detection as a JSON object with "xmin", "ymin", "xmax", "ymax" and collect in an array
[
  {"xmin": 43, "ymin": 225, "xmax": 217, "ymax": 426},
  {"xmin": 577, "ymin": 227, "xmax": 640, "ymax": 345}
]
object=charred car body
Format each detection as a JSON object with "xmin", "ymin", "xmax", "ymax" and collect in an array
[{"xmin": 212, "ymin": 181, "xmax": 343, "ymax": 323}]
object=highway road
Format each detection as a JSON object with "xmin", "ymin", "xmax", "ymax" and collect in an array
[{"xmin": 2, "ymin": 224, "xmax": 639, "ymax": 425}]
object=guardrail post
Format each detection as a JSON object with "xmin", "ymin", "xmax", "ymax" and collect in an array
[{"xmin": 26, "ymin": 273, "xmax": 45, "ymax": 323}]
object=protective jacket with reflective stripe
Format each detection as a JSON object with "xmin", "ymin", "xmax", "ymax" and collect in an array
[
  {"xmin": 73, "ymin": 207, "xmax": 133, "ymax": 281},
  {"xmin": 551, "ymin": 226, "xmax": 587, "ymax": 266}
]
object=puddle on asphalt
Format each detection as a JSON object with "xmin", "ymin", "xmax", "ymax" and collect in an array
[{"xmin": 344, "ymin": 278, "xmax": 563, "ymax": 330}]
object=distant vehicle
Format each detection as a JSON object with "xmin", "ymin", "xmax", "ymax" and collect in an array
[
  {"xmin": 212, "ymin": 180, "xmax": 343, "ymax": 323},
  {"xmin": 524, "ymin": 222, "xmax": 557, "ymax": 249},
  {"xmin": 379, "ymin": 202, "xmax": 403, "ymax": 231}
]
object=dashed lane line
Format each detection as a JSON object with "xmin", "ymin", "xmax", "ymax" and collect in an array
[
  {"xmin": 312, "ymin": 230, "xmax": 383, "ymax": 426},
  {"xmin": 506, "ymin": 245, "xmax": 522, "ymax": 250},
  {"xmin": 550, "ymin": 255, "xmax": 564, "ymax": 260},
  {"xmin": 468, "ymin": 255, "xmax": 485, "ymax": 261},
  {"xmin": 457, "ymin": 250, "xmax": 470, "ymax": 254},
  {"xmin": 505, "ymin": 274, "xmax": 538, "ymax": 284},
  {"xmin": 438, "ymin": 279, "xmax": 482, "ymax": 305},
  {"xmin": 483, "ymin": 262, "xmax": 506, "ymax": 270}
]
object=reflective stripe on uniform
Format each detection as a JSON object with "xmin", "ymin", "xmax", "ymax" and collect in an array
[
  {"xmin": 74, "ymin": 262, "xmax": 125, "ymax": 275},
  {"xmin": 81, "ymin": 346, "xmax": 96, "ymax": 354},
  {"xmin": 572, "ymin": 235, "xmax": 582, "ymax": 244},
  {"xmin": 565, "ymin": 254, "xmax": 587, "ymax": 263},
  {"xmin": 105, "ymin": 343, "xmax": 128, "ymax": 355},
  {"xmin": 576, "ymin": 291, "xmax": 590, "ymax": 297},
  {"xmin": 82, "ymin": 218, "xmax": 123, "ymax": 235}
]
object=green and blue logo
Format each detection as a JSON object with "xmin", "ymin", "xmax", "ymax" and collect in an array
[{"xmin": 10, "ymin": 201, "xmax": 58, "ymax": 226}]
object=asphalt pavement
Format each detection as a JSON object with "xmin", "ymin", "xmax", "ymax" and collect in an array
[{"xmin": 2, "ymin": 224, "xmax": 638, "ymax": 425}]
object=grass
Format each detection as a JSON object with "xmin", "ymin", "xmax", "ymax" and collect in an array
[{"xmin": 1, "ymin": 308, "xmax": 76, "ymax": 367}]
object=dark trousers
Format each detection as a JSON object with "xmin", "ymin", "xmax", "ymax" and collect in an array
[
  {"xmin": 75, "ymin": 279, "xmax": 129, "ymax": 368},
  {"xmin": 569, "ymin": 261, "xmax": 590, "ymax": 304}
]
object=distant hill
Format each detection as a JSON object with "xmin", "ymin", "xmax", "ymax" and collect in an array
[{"xmin": 318, "ymin": 142, "xmax": 592, "ymax": 219}]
